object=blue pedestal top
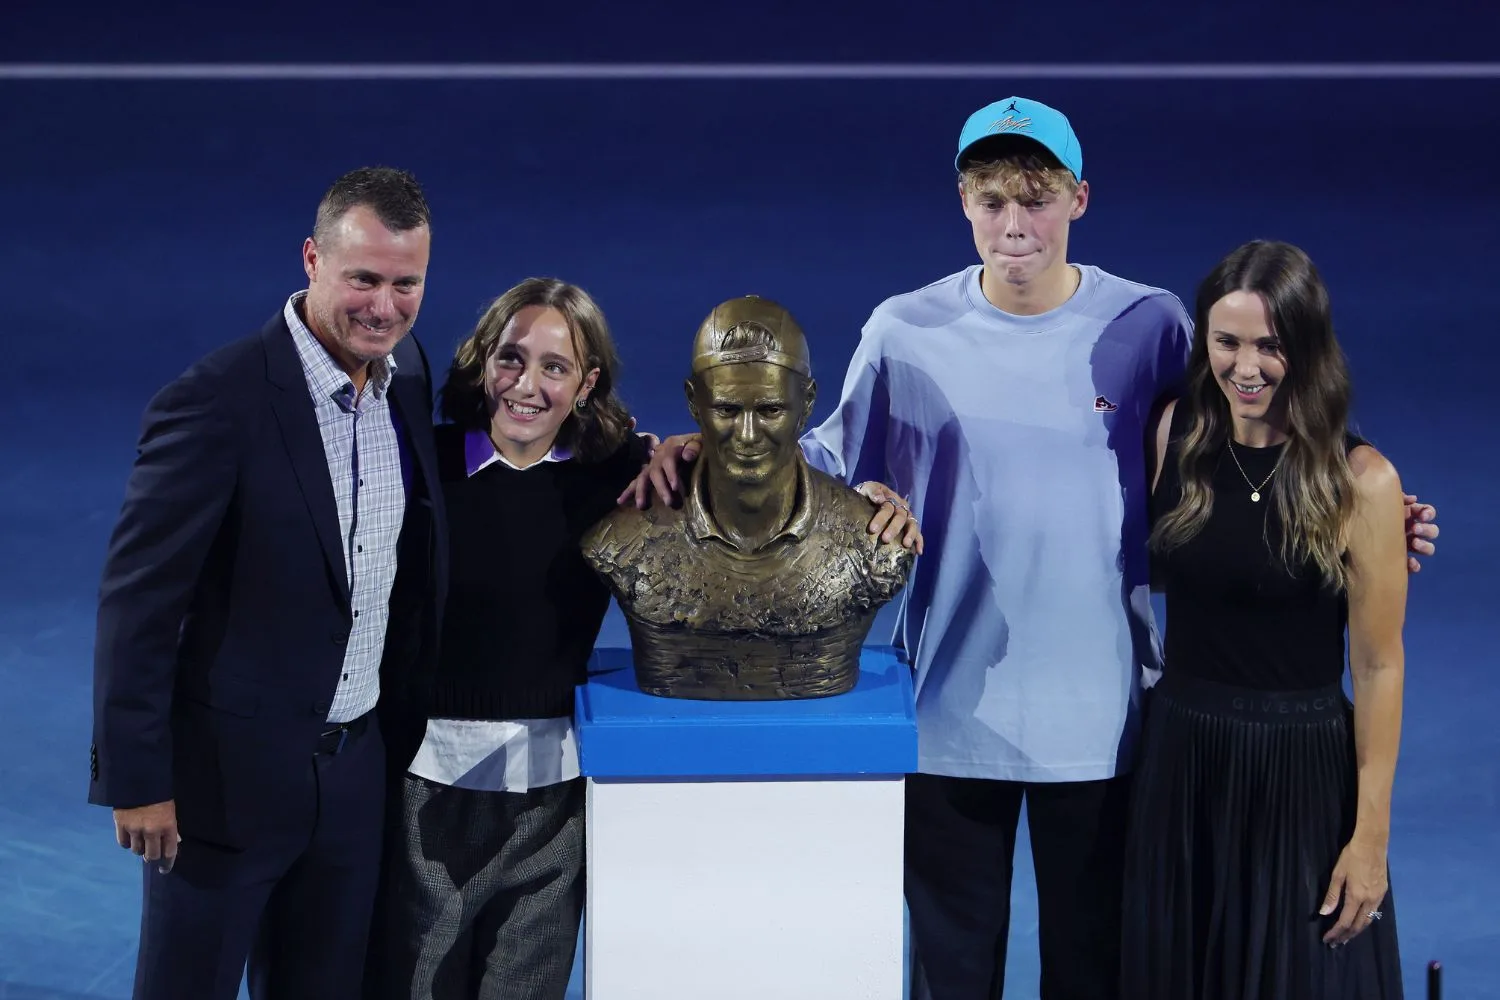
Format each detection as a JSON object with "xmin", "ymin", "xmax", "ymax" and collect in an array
[{"xmin": 576, "ymin": 645, "xmax": 918, "ymax": 780}]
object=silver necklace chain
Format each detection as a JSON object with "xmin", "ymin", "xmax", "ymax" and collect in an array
[{"xmin": 1227, "ymin": 440, "xmax": 1284, "ymax": 503}]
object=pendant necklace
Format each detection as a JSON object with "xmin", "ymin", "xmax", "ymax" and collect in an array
[{"xmin": 1227, "ymin": 439, "xmax": 1283, "ymax": 503}]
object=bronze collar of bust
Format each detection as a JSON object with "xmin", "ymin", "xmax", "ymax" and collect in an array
[{"xmin": 684, "ymin": 451, "xmax": 818, "ymax": 554}]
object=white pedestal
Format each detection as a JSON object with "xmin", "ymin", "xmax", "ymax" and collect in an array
[
  {"xmin": 585, "ymin": 776, "xmax": 905, "ymax": 999},
  {"xmin": 575, "ymin": 646, "xmax": 917, "ymax": 1000}
]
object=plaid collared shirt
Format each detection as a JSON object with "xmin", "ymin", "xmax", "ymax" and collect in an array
[{"xmin": 284, "ymin": 292, "xmax": 409, "ymax": 724}]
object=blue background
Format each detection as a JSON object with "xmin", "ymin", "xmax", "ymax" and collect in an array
[{"xmin": 2, "ymin": 2, "xmax": 1495, "ymax": 997}]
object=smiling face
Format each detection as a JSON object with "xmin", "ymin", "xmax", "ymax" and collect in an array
[
  {"xmin": 485, "ymin": 304, "xmax": 598, "ymax": 466},
  {"xmin": 300, "ymin": 204, "xmax": 429, "ymax": 378},
  {"xmin": 687, "ymin": 362, "xmax": 814, "ymax": 489},
  {"xmin": 1208, "ymin": 289, "xmax": 1289, "ymax": 431}
]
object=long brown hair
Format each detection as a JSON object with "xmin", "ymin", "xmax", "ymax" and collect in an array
[
  {"xmin": 1150, "ymin": 240, "xmax": 1357, "ymax": 590},
  {"xmin": 438, "ymin": 277, "xmax": 633, "ymax": 463}
]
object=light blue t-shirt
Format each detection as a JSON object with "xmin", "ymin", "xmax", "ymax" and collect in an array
[{"xmin": 801, "ymin": 263, "xmax": 1192, "ymax": 782}]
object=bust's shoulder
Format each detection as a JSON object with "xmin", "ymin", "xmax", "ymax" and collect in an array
[
  {"xmin": 581, "ymin": 498, "xmax": 684, "ymax": 560},
  {"xmin": 807, "ymin": 466, "xmax": 875, "ymax": 523},
  {"xmin": 805, "ymin": 467, "xmax": 916, "ymax": 574}
]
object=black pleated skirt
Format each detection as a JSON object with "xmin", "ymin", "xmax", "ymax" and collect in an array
[{"xmin": 1121, "ymin": 671, "xmax": 1404, "ymax": 1000}]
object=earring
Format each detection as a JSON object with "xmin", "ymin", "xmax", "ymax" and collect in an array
[{"xmin": 576, "ymin": 397, "xmax": 588, "ymax": 411}]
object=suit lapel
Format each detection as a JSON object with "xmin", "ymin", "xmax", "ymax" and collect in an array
[{"xmin": 262, "ymin": 315, "xmax": 351, "ymax": 605}]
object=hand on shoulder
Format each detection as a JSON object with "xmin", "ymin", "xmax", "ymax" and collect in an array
[
  {"xmin": 616, "ymin": 432, "xmax": 702, "ymax": 509},
  {"xmin": 853, "ymin": 481, "xmax": 923, "ymax": 555}
]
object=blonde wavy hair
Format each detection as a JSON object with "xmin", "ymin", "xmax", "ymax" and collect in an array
[{"xmin": 959, "ymin": 150, "xmax": 1079, "ymax": 203}]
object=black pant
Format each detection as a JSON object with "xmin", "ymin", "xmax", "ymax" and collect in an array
[
  {"xmin": 905, "ymin": 772, "xmax": 1131, "ymax": 1000},
  {"xmin": 131, "ymin": 713, "xmax": 386, "ymax": 1000}
]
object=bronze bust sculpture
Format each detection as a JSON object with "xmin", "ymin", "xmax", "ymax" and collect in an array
[{"xmin": 582, "ymin": 295, "xmax": 914, "ymax": 700}]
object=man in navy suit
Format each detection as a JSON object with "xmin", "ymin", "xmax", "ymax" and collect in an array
[{"xmin": 89, "ymin": 166, "xmax": 448, "ymax": 1000}]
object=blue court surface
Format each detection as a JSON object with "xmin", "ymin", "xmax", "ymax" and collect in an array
[{"xmin": 2, "ymin": 4, "xmax": 1496, "ymax": 997}]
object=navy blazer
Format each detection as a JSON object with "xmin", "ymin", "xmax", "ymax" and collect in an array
[{"xmin": 89, "ymin": 311, "xmax": 448, "ymax": 849}]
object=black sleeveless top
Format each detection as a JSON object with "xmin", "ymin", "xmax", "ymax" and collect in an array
[{"xmin": 1151, "ymin": 402, "xmax": 1353, "ymax": 691}]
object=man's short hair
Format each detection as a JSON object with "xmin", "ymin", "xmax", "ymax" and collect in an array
[{"xmin": 312, "ymin": 166, "xmax": 431, "ymax": 244}]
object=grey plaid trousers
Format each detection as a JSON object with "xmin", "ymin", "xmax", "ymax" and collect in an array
[{"xmin": 370, "ymin": 772, "xmax": 585, "ymax": 1000}]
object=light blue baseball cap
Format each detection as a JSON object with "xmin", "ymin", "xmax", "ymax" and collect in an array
[{"xmin": 954, "ymin": 96, "xmax": 1083, "ymax": 180}]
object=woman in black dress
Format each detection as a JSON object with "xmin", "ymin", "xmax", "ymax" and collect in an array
[{"xmin": 1123, "ymin": 240, "xmax": 1407, "ymax": 998}]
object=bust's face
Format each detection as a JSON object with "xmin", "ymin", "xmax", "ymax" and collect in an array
[{"xmin": 689, "ymin": 362, "xmax": 813, "ymax": 488}]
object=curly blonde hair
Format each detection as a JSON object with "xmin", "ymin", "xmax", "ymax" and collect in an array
[{"xmin": 959, "ymin": 150, "xmax": 1079, "ymax": 203}]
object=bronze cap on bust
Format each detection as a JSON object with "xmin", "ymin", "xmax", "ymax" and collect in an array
[
  {"xmin": 582, "ymin": 294, "xmax": 913, "ymax": 701},
  {"xmin": 691, "ymin": 295, "xmax": 812, "ymax": 379}
]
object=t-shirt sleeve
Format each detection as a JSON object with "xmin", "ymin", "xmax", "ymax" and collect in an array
[
  {"xmin": 1153, "ymin": 292, "xmax": 1194, "ymax": 401},
  {"xmin": 799, "ymin": 313, "xmax": 892, "ymax": 487}
]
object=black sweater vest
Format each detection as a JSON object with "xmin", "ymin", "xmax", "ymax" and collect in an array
[{"xmin": 423, "ymin": 424, "xmax": 647, "ymax": 720}]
